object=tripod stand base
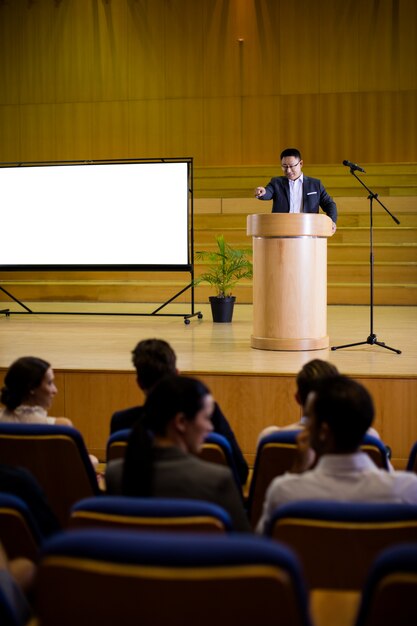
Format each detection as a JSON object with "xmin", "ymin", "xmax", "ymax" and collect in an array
[{"xmin": 331, "ymin": 334, "xmax": 401, "ymax": 354}]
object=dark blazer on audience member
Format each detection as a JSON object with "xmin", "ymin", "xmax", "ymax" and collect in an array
[
  {"xmin": 110, "ymin": 401, "xmax": 249, "ymax": 486},
  {"xmin": 259, "ymin": 175, "xmax": 337, "ymax": 222},
  {"xmin": 0, "ymin": 464, "xmax": 61, "ymax": 537},
  {"xmin": 105, "ymin": 446, "xmax": 251, "ymax": 532}
]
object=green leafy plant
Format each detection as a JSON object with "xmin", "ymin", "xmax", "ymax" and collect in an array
[{"xmin": 194, "ymin": 234, "xmax": 253, "ymax": 298}]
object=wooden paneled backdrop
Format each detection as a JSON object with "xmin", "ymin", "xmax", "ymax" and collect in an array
[{"xmin": 0, "ymin": 0, "xmax": 416, "ymax": 165}]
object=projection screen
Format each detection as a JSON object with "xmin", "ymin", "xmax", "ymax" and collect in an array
[{"xmin": 0, "ymin": 158, "xmax": 192, "ymax": 270}]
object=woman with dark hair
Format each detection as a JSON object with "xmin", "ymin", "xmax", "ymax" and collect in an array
[
  {"xmin": 0, "ymin": 357, "xmax": 71, "ymax": 426},
  {"xmin": 106, "ymin": 375, "xmax": 251, "ymax": 532},
  {"xmin": 0, "ymin": 356, "xmax": 99, "ymax": 470}
]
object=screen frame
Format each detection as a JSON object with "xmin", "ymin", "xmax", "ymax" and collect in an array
[{"xmin": 0, "ymin": 157, "xmax": 194, "ymax": 272}]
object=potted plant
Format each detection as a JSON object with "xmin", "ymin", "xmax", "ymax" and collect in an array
[{"xmin": 194, "ymin": 234, "xmax": 253, "ymax": 322}]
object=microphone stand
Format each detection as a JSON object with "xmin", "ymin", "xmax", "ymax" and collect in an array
[{"xmin": 331, "ymin": 167, "xmax": 401, "ymax": 354}]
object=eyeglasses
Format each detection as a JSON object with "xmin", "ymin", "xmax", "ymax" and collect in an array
[{"xmin": 281, "ymin": 161, "xmax": 301, "ymax": 170}]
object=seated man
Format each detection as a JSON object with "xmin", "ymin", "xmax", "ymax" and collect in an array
[
  {"xmin": 257, "ymin": 359, "xmax": 388, "ymax": 458},
  {"xmin": 110, "ymin": 338, "xmax": 248, "ymax": 486},
  {"xmin": 256, "ymin": 375, "xmax": 417, "ymax": 534}
]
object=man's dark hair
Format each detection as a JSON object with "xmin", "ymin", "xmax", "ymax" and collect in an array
[
  {"xmin": 296, "ymin": 359, "xmax": 339, "ymax": 405},
  {"xmin": 131, "ymin": 339, "xmax": 177, "ymax": 392},
  {"xmin": 280, "ymin": 148, "xmax": 302, "ymax": 161},
  {"xmin": 312, "ymin": 375, "xmax": 374, "ymax": 452}
]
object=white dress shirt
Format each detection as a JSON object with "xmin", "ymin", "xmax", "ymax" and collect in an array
[
  {"xmin": 289, "ymin": 174, "xmax": 303, "ymax": 213},
  {"xmin": 256, "ymin": 452, "xmax": 417, "ymax": 533}
]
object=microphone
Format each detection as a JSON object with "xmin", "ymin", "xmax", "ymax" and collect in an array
[{"xmin": 343, "ymin": 160, "xmax": 366, "ymax": 173}]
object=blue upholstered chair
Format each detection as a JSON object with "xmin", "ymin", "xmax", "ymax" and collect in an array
[
  {"xmin": 265, "ymin": 501, "xmax": 417, "ymax": 590},
  {"xmin": 406, "ymin": 441, "xmax": 417, "ymax": 474},
  {"xmin": 0, "ymin": 493, "xmax": 42, "ymax": 561},
  {"xmin": 248, "ymin": 429, "xmax": 302, "ymax": 528},
  {"xmin": 106, "ymin": 430, "xmax": 243, "ymax": 496},
  {"xmin": 360, "ymin": 433, "xmax": 390, "ymax": 470},
  {"xmin": 36, "ymin": 528, "xmax": 313, "ymax": 626},
  {"xmin": 248, "ymin": 430, "xmax": 391, "ymax": 528},
  {"xmin": 0, "ymin": 577, "xmax": 29, "ymax": 626},
  {"xmin": 106, "ymin": 428, "xmax": 131, "ymax": 463},
  {"xmin": 199, "ymin": 432, "xmax": 242, "ymax": 492},
  {"xmin": 70, "ymin": 496, "xmax": 233, "ymax": 533},
  {"xmin": 355, "ymin": 543, "xmax": 417, "ymax": 626},
  {"xmin": 0, "ymin": 424, "xmax": 99, "ymax": 527}
]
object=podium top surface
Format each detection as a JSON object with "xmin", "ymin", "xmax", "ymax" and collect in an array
[{"xmin": 247, "ymin": 213, "xmax": 333, "ymax": 238}]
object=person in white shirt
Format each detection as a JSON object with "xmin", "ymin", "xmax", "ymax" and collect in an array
[
  {"xmin": 254, "ymin": 148, "xmax": 337, "ymax": 233},
  {"xmin": 256, "ymin": 375, "xmax": 417, "ymax": 534}
]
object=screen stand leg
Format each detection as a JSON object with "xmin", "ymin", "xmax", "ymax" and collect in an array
[{"xmin": 0, "ymin": 286, "xmax": 33, "ymax": 315}]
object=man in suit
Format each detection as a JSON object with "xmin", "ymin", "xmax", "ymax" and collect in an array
[
  {"xmin": 110, "ymin": 338, "xmax": 249, "ymax": 486},
  {"xmin": 255, "ymin": 148, "xmax": 337, "ymax": 232}
]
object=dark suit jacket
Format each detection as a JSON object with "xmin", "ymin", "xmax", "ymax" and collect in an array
[
  {"xmin": 259, "ymin": 175, "xmax": 337, "ymax": 222},
  {"xmin": 105, "ymin": 447, "xmax": 251, "ymax": 532},
  {"xmin": 110, "ymin": 402, "xmax": 249, "ymax": 486}
]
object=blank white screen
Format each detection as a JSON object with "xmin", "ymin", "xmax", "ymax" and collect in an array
[{"xmin": 0, "ymin": 161, "xmax": 190, "ymax": 267}]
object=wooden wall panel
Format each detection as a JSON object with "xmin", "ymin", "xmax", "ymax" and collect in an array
[
  {"xmin": 126, "ymin": 0, "xmax": 166, "ymax": 101},
  {"xmin": 165, "ymin": 99, "xmax": 204, "ymax": 161},
  {"xmin": 279, "ymin": 1, "xmax": 321, "ymax": 95},
  {"xmin": 127, "ymin": 100, "xmax": 166, "ymax": 159},
  {"xmin": 19, "ymin": 104, "xmax": 57, "ymax": 162},
  {"xmin": 398, "ymin": 0, "xmax": 417, "ymax": 90},
  {"xmin": 54, "ymin": 103, "xmax": 94, "ymax": 162},
  {"xmin": 53, "ymin": 0, "xmax": 96, "ymax": 103},
  {"xmin": 91, "ymin": 0, "xmax": 128, "ymax": 103},
  {"xmin": 242, "ymin": 97, "xmax": 281, "ymax": 165},
  {"xmin": 0, "ymin": 1, "xmax": 20, "ymax": 105},
  {"xmin": 0, "ymin": 0, "xmax": 416, "ymax": 167},
  {"xmin": 318, "ymin": 2, "xmax": 360, "ymax": 94},
  {"xmin": 202, "ymin": 98, "xmax": 243, "ymax": 165},
  {"xmin": 164, "ymin": 1, "xmax": 204, "ymax": 99},
  {"xmin": 91, "ymin": 101, "xmax": 129, "ymax": 160},
  {"xmin": 19, "ymin": 1, "xmax": 56, "ymax": 105},
  {"xmin": 0, "ymin": 106, "xmax": 20, "ymax": 163}
]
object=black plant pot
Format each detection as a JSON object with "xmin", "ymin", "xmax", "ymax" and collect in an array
[{"xmin": 209, "ymin": 296, "xmax": 236, "ymax": 323}]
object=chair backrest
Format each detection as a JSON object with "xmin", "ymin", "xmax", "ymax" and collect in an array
[
  {"xmin": 36, "ymin": 528, "xmax": 313, "ymax": 626},
  {"xmin": 361, "ymin": 434, "xmax": 390, "ymax": 470},
  {"xmin": 248, "ymin": 430, "xmax": 391, "ymax": 528},
  {"xmin": 69, "ymin": 496, "xmax": 233, "ymax": 533},
  {"xmin": 248, "ymin": 430, "xmax": 301, "ymax": 528},
  {"xmin": 406, "ymin": 441, "xmax": 417, "ymax": 473},
  {"xmin": 0, "ymin": 424, "xmax": 99, "ymax": 527},
  {"xmin": 355, "ymin": 543, "xmax": 417, "ymax": 626},
  {"xmin": 106, "ymin": 428, "xmax": 131, "ymax": 463},
  {"xmin": 0, "ymin": 492, "xmax": 42, "ymax": 562},
  {"xmin": 0, "ymin": 573, "xmax": 28, "ymax": 626},
  {"xmin": 266, "ymin": 501, "xmax": 417, "ymax": 590},
  {"xmin": 199, "ymin": 432, "xmax": 242, "ymax": 492}
]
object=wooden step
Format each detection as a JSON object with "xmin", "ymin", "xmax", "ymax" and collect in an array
[{"xmin": 1, "ymin": 280, "xmax": 415, "ymax": 306}]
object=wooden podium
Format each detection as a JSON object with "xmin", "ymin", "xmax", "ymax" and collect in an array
[{"xmin": 247, "ymin": 213, "xmax": 333, "ymax": 351}]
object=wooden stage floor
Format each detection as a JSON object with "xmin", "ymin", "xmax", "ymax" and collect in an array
[{"xmin": 0, "ymin": 303, "xmax": 416, "ymax": 467}]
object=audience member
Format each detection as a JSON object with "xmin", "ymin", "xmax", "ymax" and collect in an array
[
  {"xmin": 0, "ymin": 356, "xmax": 71, "ymax": 426},
  {"xmin": 256, "ymin": 375, "xmax": 417, "ymax": 534},
  {"xmin": 0, "ymin": 356, "xmax": 98, "ymax": 469},
  {"xmin": 0, "ymin": 465, "xmax": 61, "ymax": 537},
  {"xmin": 106, "ymin": 375, "xmax": 251, "ymax": 532},
  {"xmin": 258, "ymin": 359, "xmax": 385, "ymax": 446},
  {"xmin": 110, "ymin": 338, "xmax": 248, "ymax": 485},
  {"xmin": 0, "ymin": 541, "xmax": 35, "ymax": 625}
]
